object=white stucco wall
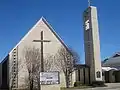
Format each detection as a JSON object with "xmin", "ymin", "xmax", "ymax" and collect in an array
[
  {"xmin": 91, "ymin": 6, "xmax": 102, "ymax": 81},
  {"xmin": 8, "ymin": 17, "xmax": 74, "ymax": 89}
]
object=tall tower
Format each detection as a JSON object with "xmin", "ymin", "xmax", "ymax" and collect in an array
[{"xmin": 83, "ymin": 6, "xmax": 102, "ymax": 83}]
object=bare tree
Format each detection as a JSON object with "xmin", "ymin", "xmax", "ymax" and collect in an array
[
  {"xmin": 23, "ymin": 47, "xmax": 56, "ymax": 90},
  {"xmin": 44, "ymin": 54, "xmax": 54, "ymax": 72},
  {"xmin": 23, "ymin": 47, "xmax": 41, "ymax": 90},
  {"xmin": 55, "ymin": 47, "xmax": 79, "ymax": 88}
]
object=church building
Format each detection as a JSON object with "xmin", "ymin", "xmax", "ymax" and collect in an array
[
  {"xmin": 0, "ymin": 17, "xmax": 76, "ymax": 90},
  {"xmin": 0, "ymin": 3, "xmax": 106, "ymax": 90},
  {"xmin": 102, "ymin": 52, "xmax": 120, "ymax": 83}
]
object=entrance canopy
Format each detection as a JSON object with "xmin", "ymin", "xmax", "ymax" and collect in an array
[{"xmin": 102, "ymin": 67, "xmax": 118, "ymax": 71}]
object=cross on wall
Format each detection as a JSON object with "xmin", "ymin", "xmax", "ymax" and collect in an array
[{"xmin": 33, "ymin": 31, "xmax": 51, "ymax": 72}]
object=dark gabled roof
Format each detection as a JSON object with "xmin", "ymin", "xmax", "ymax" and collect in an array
[
  {"xmin": 112, "ymin": 53, "xmax": 120, "ymax": 58},
  {"xmin": 102, "ymin": 52, "xmax": 120, "ymax": 64},
  {"xmin": 1, "ymin": 54, "xmax": 9, "ymax": 64},
  {"xmin": 102, "ymin": 58, "xmax": 109, "ymax": 64},
  {"xmin": 102, "ymin": 52, "xmax": 120, "ymax": 67}
]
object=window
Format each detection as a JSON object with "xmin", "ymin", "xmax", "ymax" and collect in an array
[
  {"xmin": 96, "ymin": 71, "xmax": 101, "ymax": 78},
  {"xmin": 102, "ymin": 72, "xmax": 104, "ymax": 76},
  {"xmin": 85, "ymin": 20, "xmax": 90, "ymax": 30}
]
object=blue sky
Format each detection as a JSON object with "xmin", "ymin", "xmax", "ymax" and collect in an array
[{"xmin": 0, "ymin": 0, "xmax": 120, "ymax": 63}]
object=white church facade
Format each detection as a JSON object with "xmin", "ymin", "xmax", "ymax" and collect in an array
[{"xmin": 0, "ymin": 17, "xmax": 76, "ymax": 90}]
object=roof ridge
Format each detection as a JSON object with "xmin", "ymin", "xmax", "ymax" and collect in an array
[{"xmin": 1, "ymin": 17, "xmax": 69, "ymax": 62}]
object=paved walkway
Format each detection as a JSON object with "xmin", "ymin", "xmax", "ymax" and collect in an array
[
  {"xmin": 93, "ymin": 83, "xmax": 120, "ymax": 90},
  {"xmin": 75, "ymin": 83, "xmax": 120, "ymax": 90}
]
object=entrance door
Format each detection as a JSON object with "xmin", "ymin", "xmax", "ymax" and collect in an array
[
  {"xmin": 105, "ymin": 71, "xmax": 109, "ymax": 83},
  {"xmin": 115, "ymin": 71, "xmax": 120, "ymax": 82}
]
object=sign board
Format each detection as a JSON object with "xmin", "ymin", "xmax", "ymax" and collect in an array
[{"xmin": 40, "ymin": 72, "xmax": 59, "ymax": 85}]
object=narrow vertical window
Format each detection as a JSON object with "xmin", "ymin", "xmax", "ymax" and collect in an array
[
  {"xmin": 96, "ymin": 71, "xmax": 101, "ymax": 78},
  {"xmin": 85, "ymin": 20, "xmax": 90, "ymax": 30}
]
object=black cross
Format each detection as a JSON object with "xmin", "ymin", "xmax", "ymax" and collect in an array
[{"xmin": 33, "ymin": 31, "xmax": 51, "ymax": 72}]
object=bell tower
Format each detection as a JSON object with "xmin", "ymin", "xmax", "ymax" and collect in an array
[{"xmin": 83, "ymin": 4, "xmax": 102, "ymax": 82}]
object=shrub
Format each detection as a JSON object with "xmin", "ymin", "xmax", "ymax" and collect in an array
[
  {"xmin": 74, "ymin": 81, "xmax": 83, "ymax": 87},
  {"xmin": 92, "ymin": 81, "xmax": 106, "ymax": 87}
]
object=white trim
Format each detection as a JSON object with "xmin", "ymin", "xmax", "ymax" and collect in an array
[
  {"xmin": 102, "ymin": 67, "xmax": 118, "ymax": 71},
  {"xmin": 0, "ymin": 17, "xmax": 69, "ymax": 63},
  {"xmin": 7, "ymin": 17, "xmax": 68, "ymax": 56},
  {"xmin": 9, "ymin": 18, "xmax": 43, "ymax": 54},
  {"xmin": 42, "ymin": 17, "xmax": 69, "ymax": 49}
]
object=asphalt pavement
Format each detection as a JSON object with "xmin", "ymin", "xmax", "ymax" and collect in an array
[{"xmin": 73, "ymin": 83, "xmax": 120, "ymax": 90}]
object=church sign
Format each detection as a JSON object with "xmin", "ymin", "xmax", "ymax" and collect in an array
[{"xmin": 40, "ymin": 72, "xmax": 59, "ymax": 85}]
